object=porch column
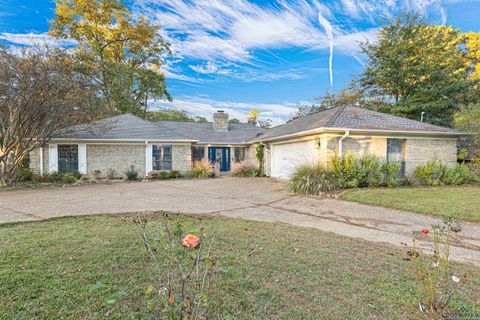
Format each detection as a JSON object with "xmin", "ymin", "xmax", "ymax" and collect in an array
[
  {"xmin": 78, "ymin": 144, "xmax": 87, "ymax": 174},
  {"xmin": 48, "ymin": 144, "xmax": 58, "ymax": 173},
  {"xmin": 145, "ymin": 142, "xmax": 153, "ymax": 176}
]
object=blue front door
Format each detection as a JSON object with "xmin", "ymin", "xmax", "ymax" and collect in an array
[{"xmin": 208, "ymin": 147, "xmax": 230, "ymax": 172}]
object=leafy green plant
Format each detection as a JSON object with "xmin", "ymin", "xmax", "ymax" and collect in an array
[
  {"xmin": 232, "ymin": 161, "xmax": 261, "ymax": 177},
  {"xmin": 381, "ymin": 161, "xmax": 401, "ymax": 187},
  {"xmin": 169, "ymin": 170, "xmax": 182, "ymax": 179},
  {"xmin": 360, "ymin": 155, "xmax": 383, "ymax": 187},
  {"xmin": 15, "ymin": 168, "xmax": 33, "ymax": 183},
  {"xmin": 329, "ymin": 152, "xmax": 363, "ymax": 188},
  {"xmin": 50, "ymin": 172, "xmax": 65, "ymax": 182},
  {"xmin": 133, "ymin": 215, "xmax": 221, "ymax": 319},
  {"xmin": 415, "ymin": 161, "xmax": 472, "ymax": 186},
  {"xmin": 255, "ymin": 144, "xmax": 265, "ymax": 175},
  {"xmin": 62, "ymin": 174, "xmax": 76, "ymax": 184},
  {"xmin": 125, "ymin": 165, "xmax": 139, "ymax": 181},
  {"xmin": 289, "ymin": 163, "xmax": 339, "ymax": 195},
  {"xmin": 414, "ymin": 160, "xmax": 445, "ymax": 186},
  {"xmin": 189, "ymin": 160, "xmax": 215, "ymax": 178}
]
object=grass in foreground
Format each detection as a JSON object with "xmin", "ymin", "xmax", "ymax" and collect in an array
[
  {"xmin": 1, "ymin": 213, "xmax": 479, "ymax": 319},
  {"xmin": 340, "ymin": 185, "xmax": 480, "ymax": 223}
]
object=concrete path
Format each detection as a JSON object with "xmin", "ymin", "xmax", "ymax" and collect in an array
[{"xmin": 1, "ymin": 177, "xmax": 479, "ymax": 265}]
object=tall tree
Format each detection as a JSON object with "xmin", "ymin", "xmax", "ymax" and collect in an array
[
  {"xmin": 290, "ymin": 90, "xmax": 362, "ymax": 121},
  {"xmin": 49, "ymin": 0, "xmax": 171, "ymax": 117},
  {"xmin": 146, "ymin": 107, "xmax": 194, "ymax": 122},
  {"xmin": 247, "ymin": 109, "xmax": 260, "ymax": 125},
  {"xmin": 356, "ymin": 15, "xmax": 478, "ymax": 126},
  {"xmin": 0, "ymin": 47, "xmax": 97, "ymax": 186}
]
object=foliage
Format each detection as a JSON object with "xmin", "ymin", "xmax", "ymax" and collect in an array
[
  {"xmin": 133, "ymin": 216, "xmax": 221, "ymax": 319},
  {"xmin": 255, "ymin": 144, "xmax": 265, "ymax": 175},
  {"xmin": 380, "ymin": 161, "xmax": 401, "ymax": 187},
  {"xmin": 289, "ymin": 163, "xmax": 338, "ymax": 195},
  {"xmin": 146, "ymin": 107, "xmax": 196, "ymax": 122},
  {"xmin": 0, "ymin": 46, "xmax": 96, "ymax": 186},
  {"xmin": 411, "ymin": 222, "xmax": 457, "ymax": 314},
  {"xmin": 414, "ymin": 160, "xmax": 472, "ymax": 186},
  {"xmin": 465, "ymin": 32, "xmax": 480, "ymax": 80},
  {"xmin": 150, "ymin": 171, "xmax": 182, "ymax": 180},
  {"xmin": 329, "ymin": 152, "xmax": 401, "ymax": 188},
  {"xmin": 49, "ymin": 0, "xmax": 171, "ymax": 117},
  {"xmin": 189, "ymin": 160, "xmax": 215, "ymax": 178},
  {"xmin": 228, "ymin": 118, "xmax": 240, "ymax": 124},
  {"xmin": 125, "ymin": 165, "xmax": 139, "ymax": 181},
  {"xmin": 454, "ymin": 104, "xmax": 480, "ymax": 150},
  {"xmin": 62, "ymin": 174, "xmax": 77, "ymax": 184},
  {"xmin": 356, "ymin": 15, "xmax": 478, "ymax": 126},
  {"xmin": 289, "ymin": 90, "xmax": 362, "ymax": 121},
  {"xmin": 231, "ymin": 161, "xmax": 261, "ymax": 177},
  {"xmin": 258, "ymin": 119, "xmax": 272, "ymax": 129},
  {"xmin": 15, "ymin": 168, "xmax": 34, "ymax": 183},
  {"xmin": 247, "ymin": 109, "xmax": 260, "ymax": 125}
]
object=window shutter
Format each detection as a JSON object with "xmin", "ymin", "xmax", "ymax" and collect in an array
[
  {"xmin": 78, "ymin": 144, "xmax": 87, "ymax": 174},
  {"xmin": 48, "ymin": 144, "xmax": 58, "ymax": 173},
  {"xmin": 146, "ymin": 143, "xmax": 153, "ymax": 175}
]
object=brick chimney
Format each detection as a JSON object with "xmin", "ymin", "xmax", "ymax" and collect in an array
[{"xmin": 213, "ymin": 110, "xmax": 229, "ymax": 132}]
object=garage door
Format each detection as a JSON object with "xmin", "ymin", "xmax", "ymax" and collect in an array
[{"xmin": 271, "ymin": 140, "xmax": 318, "ymax": 179}]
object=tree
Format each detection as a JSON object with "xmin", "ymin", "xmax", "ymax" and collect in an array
[
  {"xmin": 146, "ymin": 108, "xmax": 195, "ymax": 122},
  {"xmin": 247, "ymin": 109, "xmax": 260, "ymax": 125},
  {"xmin": 0, "ymin": 47, "xmax": 97, "ymax": 186},
  {"xmin": 229, "ymin": 118, "xmax": 241, "ymax": 124},
  {"xmin": 454, "ymin": 104, "xmax": 480, "ymax": 157},
  {"xmin": 258, "ymin": 119, "xmax": 272, "ymax": 129},
  {"xmin": 356, "ymin": 15, "xmax": 478, "ymax": 126},
  {"xmin": 289, "ymin": 90, "xmax": 362, "ymax": 121},
  {"xmin": 49, "ymin": 0, "xmax": 171, "ymax": 117},
  {"xmin": 194, "ymin": 116, "xmax": 208, "ymax": 123}
]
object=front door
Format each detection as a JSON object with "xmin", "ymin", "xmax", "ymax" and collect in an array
[{"xmin": 208, "ymin": 147, "xmax": 230, "ymax": 172}]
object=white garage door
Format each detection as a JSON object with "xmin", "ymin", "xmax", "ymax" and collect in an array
[{"xmin": 271, "ymin": 140, "xmax": 318, "ymax": 179}]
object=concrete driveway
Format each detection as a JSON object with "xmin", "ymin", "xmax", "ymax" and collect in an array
[{"xmin": 1, "ymin": 177, "xmax": 480, "ymax": 264}]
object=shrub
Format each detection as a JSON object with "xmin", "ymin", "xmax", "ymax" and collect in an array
[
  {"xmin": 125, "ymin": 166, "xmax": 139, "ymax": 181},
  {"xmin": 359, "ymin": 155, "xmax": 383, "ymax": 187},
  {"xmin": 289, "ymin": 163, "xmax": 338, "ymax": 195},
  {"xmin": 72, "ymin": 172, "xmax": 82, "ymax": 180},
  {"xmin": 169, "ymin": 170, "xmax": 182, "ymax": 179},
  {"xmin": 381, "ymin": 161, "xmax": 401, "ymax": 187},
  {"xmin": 50, "ymin": 172, "xmax": 65, "ymax": 182},
  {"xmin": 32, "ymin": 174, "xmax": 54, "ymax": 183},
  {"xmin": 442, "ymin": 164, "xmax": 472, "ymax": 185},
  {"xmin": 189, "ymin": 160, "xmax": 215, "ymax": 178},
  {"xmin": 329, "ymin": 152, "xmax": 364, "ymax": 188},
  {"xmin": 414, "ymin": 160, "xmax": 444, "ymax": 186},
  {"xmin": 232, "ymin": 161, "xmax": 261, "ymax": 177},
  {"xmin": 62, "ymin": 174, "xmax": 76, "ymax": 184},
  {"xmin": 414, "ymin": 160, "xmax": 472, "ymax": 186},
  {"xmin": 15, "ymin": 168, "xmax": 33, "ymax": 183}
]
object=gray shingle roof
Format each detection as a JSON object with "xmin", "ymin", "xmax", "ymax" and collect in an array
[
  {"xmin": 250, "ymin": 106, "xmax": 462, "ymax": 142},
  {"xmin": 154, "ymin": 121, "xmax": 265, "ymax": 144},
  {"xmin": 55, "ymin": 114, "xmax": 194, "ymax": 141},
  {"xmin": 55, "ymin": 113, "xmax": 264, "ymax": 143}
]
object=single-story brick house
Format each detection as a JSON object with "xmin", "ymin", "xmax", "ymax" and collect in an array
[{"xmin": 30, "ymin": 106, "xmax": 464, "ymax": 180}]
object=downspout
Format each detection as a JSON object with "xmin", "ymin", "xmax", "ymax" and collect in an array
[{"xmin": 338, "ymin": 130, "xmax": 350, "ymax": 156}]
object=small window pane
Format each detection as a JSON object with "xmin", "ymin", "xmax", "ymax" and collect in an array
[
  {"xmin": 387, "ymin": 139, "xmax": 405, "ymax": 176},
  {"xmin": 153, "ymin": 145, "xmax": 172, "ymax": 170},
  {"xmin": 58, "ymin": 145, "xmax": 78, "ymax": 173},
  {"xmin": 234, "ymin": 147, "xmax": 245, "ymax": 162},
  {"xmin": 192, "ymin": 146, "xmax": 205, "ymax": 162}
]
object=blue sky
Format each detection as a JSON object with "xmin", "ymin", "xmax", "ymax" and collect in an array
[{"xmin": 1, "ymin": 0, "xmax": 479, "ymax": 124}]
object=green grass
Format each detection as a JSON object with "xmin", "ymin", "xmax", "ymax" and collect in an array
[
  {"xmin": 1, "ymin": 214, "xmax": 479, "ymax": 319},
  {"xmin": 340, "ymin": 185, "xmax": 480, "ymax": 223}
]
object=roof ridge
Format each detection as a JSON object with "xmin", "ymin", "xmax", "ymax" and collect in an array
[{"xmin": 325, "ymin": 105, "xmax": 348, "ymax": 127}]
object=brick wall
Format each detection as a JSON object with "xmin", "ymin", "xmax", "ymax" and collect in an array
[
  {"xmin": 87, "ymin": 144, "xmax": 146, "ymax": 176},
  {"xmin": 405, "ymin": 138, "xmax": 457, "ymax": 175},
  {"xmin": 172, "ymin": 144, "xmax": 192, "ymax": 172}
]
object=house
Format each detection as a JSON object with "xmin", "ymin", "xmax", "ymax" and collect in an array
[{"xmin": 29, "ymin": 106, "xmax": 464, "ymax": 180}]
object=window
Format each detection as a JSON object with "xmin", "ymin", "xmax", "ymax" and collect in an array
[
  {"xmin": 191, "ymin": 146, "xmax": 205, "ymax": 162},
  {"xmin": 234, "ymin": 147, "xmax": 245, "ymax": 163},
  {"xmin": 153, "ymin": 145, "xmax": 172, "ymax": 170},
  {"xmin": 387, "ymin": 139, "xmax": 406, "ymax": 176},
  {"xmin": 58, "ymin": 145, "xmax": 78, "ymax": 173}
]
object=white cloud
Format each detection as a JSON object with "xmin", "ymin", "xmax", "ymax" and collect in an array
[
  {"xmin": 150, "ymin": 95, "xmax": 298, "ymax": 125},
  {"xmin": 189, "ymin": 61, "xmax": 232, "ymax": 75},
  {"xmin": 0, "ymin": 32, "xmax": 77, "ymax": 47}
]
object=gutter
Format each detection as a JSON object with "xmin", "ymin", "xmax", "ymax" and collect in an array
[
  {"xmin": 249, "ymin": 127, "xmax": 466, "ymax": 143},
  {"xmin": 338, "ymin": 130, "xmax": 349, "ymax": 155}
]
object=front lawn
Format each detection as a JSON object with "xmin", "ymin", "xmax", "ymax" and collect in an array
[
  {"xmin": 340, "ymin": 186, "xmax": 480, "ymax": 223},
  {"xmin": 1, "ymin": 214, "xmax": 479, "ymax": 319}
]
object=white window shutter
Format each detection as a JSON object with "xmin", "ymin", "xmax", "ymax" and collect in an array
[
  {"xmin": 145, "ymin": 143, "xmax": 153, "ymax": 176},
  {"xmin": 48, "ymin": 144, "xmax": 58, "ymax": 173},
  {"xmin": 78, "ymin": 144, "xmax": 87, "ymax": 174}
]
